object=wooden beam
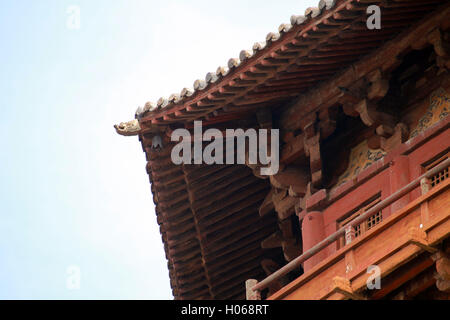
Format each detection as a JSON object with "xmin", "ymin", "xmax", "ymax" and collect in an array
[
  {"xmin": 324, "ymin": 277, "xmax": 365, "ymax": 300},
  {"xmin": 261, "ymin": 232, "xmax": 283, "ymax": 249},
  {"xmin": 391, "ymin": 267, "xmax": 436, "ymax": 300},
  {"xmin": 280, "ymin": 3, "xmax": 450, "ymax": 131},
  {"xmin": 280, "ymin": 133, "xmax": 305, "ymax": 164},
  {"xmin": 371, "ymin": 255, "xmax": 434, "ymax": 299},
  {"xmin": 259, "ymin": 189, "xmax": 275, "ymax": 216},
  {"xmin": 269, "ymin": 166, "xmax": 310, "ymax": 196}
]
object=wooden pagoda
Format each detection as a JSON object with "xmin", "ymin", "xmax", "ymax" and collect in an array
[{"xmin": 115, "ymin": 0, "xmax": 450, "ymax": 300}]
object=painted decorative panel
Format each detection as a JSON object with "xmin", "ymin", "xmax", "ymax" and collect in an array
[
  {"xmin": 409, "ymin": 87, "xmax": 449, "ymax": 139},
  {"xmin": 336, "ymin": 140, "xmax": 386, "ymax": 187}
]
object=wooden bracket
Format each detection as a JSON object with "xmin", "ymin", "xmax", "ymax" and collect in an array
[
  {"xmin": 433, "ymin": 251, "xmax": 450, "ymax": 281},
  {"xmin": 355, "ymin": 99, "xmax": 395, "ymax": 128},
  {"xmin": 281, "ymin": 238, "xmax": 302, "ymax": 262},
  {"xmin": 412, "ymin": 28, "xmax": 450, "ymax": 73},
  {"xmin": 296, "ymin": 182, "xmax": 316, "ymax": 219},
  {"xmin": 269, "ymin": 166, "xmax": 309, "ymax": 196},
  {"xmin": 261, "ymin": 231, "xmax": 283, "ymax": 249},
  {"xmin": 338, "ymin": 87, "xmax": 364, "ymax": 117},
  {"xmin": 304, "ymin": 132, "xmax": 323, "ymax": 188},
  {"xmin": 260, "ymin": 185, "xmax": 302, "ymax": 264},
  {"xmin": 375, "ymin": 124, "xmax": 395, "ymax": 138},
  {"xmin": 408, "ymin": 228, "xmax": 437, "ymax": 253},
  {"xmin": 261, "ymin": 192, "xmax": 302, "ymax": 262},
  {"xmin": 379, "ymin": 123, "xmax": 409, "ymax": 152},
  {"xmin": 338, "ymin": 70, "xmax": 395, "ymax": 137},
  {"xmin": 433, "ymin": 251, "xmax": 450, "ymax": 292},
  {"xmin": 325, "ymin": 277, "xmax": 365, "ymax": 300},
  {"xmin": 299, "ymin": 113, "xmax": 317, "ymax": 139},
  {"xmin": 318, "ymin": 107, "xmax": 337, "ymax": 139},
  {"xmin": 428, "ymin": 29, "xmax": 450, "ymax": 59},
  {"xmin": 429, "ymin": 29, "xmax": 450, "ymax": 73},
  {"xmin": 367, "ymin": 69, "xmax": 390, "ymax": 102},
  {"xmin": 436, "ymin": 278, "xmax": 450, "ymax": 292},
  {"xmin": 281, "ymin": 133, "xmax": 305, "ymax": 164}
]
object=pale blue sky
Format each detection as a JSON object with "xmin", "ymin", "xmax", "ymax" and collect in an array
[{"xmin": 0, "ymin": 0, "xmax": 311, "ymax": 299}]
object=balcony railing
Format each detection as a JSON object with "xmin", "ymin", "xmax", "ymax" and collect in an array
[{"xmin": 249, "ymin": 157, "xmax": 450, "ymax": 298}]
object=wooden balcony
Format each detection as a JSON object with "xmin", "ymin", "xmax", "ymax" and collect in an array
[{"xmin": 268, "ymin": 178, "xmax": 450, "ymax": 300}]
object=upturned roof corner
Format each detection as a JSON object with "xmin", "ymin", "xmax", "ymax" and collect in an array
[{"xmin": 114, "ymin": 119, "xmax": 141, "ymax": 136}]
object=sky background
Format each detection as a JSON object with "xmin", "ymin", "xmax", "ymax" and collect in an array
[{"xmin": 0, "ymin": 0, "xmax": 312, "ymax": 299}]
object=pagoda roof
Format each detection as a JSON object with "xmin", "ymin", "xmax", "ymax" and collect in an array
[
  {"xmin": 118, "ymin": 0, "xmax": 448, "ymax": 299},
  {"xmin": 134, "ymin": 0, "xmax": 443, "ymax": 128}
]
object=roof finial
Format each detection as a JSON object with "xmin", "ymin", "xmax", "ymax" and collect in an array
[{"xmin": 114, "ymin": 119, "xmax": 141, "ymax": 136}]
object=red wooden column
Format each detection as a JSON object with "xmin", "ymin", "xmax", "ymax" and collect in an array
[
  {"xmin": 388, "ymin": 155, "xmax": 411, "ymax": 216},
  {"xmin": 302, "ymin": 211, "xmax": 327, "ymax": 272}
]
